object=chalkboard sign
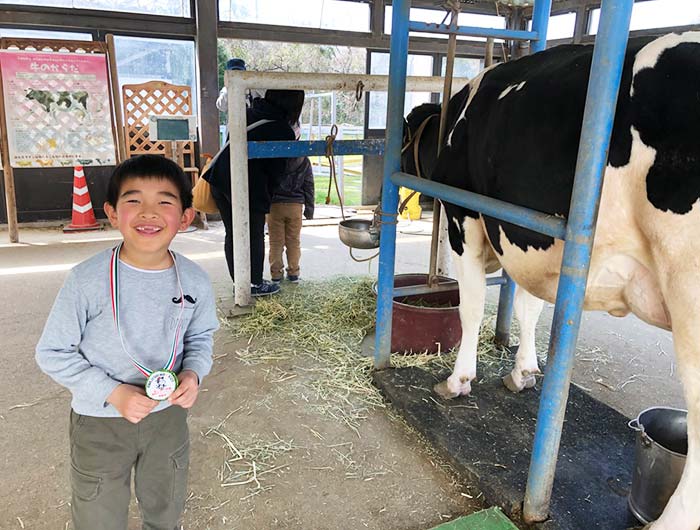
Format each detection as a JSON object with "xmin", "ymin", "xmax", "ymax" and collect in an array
[{"xmin": 148, "ymin": 115, "xmax": 197, "ymax": 141}]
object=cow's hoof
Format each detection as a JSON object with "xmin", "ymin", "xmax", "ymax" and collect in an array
[
  {"xmin": 502, "ymin": 373, "xmax": 521, "ymax": 393},
  {"xmin": 523, "ymin": 374, "xmax": 537, "ymax": 389},
  {"xmin": 503, "ymin": 372, "xmax": 537, "ymax": 393},
  {"xmin": 434, "ymin": 380, "xmax": 462, "ymax": 400}
]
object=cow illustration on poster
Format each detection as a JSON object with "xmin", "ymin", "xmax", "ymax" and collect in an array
[{"xmin": 0, "ymin": 50, "xmax": 117, "ymax": 168}]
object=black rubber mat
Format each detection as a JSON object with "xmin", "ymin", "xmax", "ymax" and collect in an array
[{"xmin": 373, "ymin": 366, "xmax": 642, "ymax": 529}]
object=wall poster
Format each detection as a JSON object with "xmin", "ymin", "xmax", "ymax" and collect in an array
[{"xmin": 0, "ymin": 50, "xmax": 117, "ymax": 168}]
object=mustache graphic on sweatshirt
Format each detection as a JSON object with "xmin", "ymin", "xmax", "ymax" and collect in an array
[{"xmin": 172, "ymin": 295, "xmax": 197, "ymax": 305}]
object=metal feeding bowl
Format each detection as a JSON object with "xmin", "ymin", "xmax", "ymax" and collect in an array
[{"xmin": 338, "ymin": 218, "xmax": 380, "ymax": 249}]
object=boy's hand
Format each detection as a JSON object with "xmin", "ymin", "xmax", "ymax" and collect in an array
[
  {"xmin": 169, "ymin": 370, "xmax": 199, "ymax": 409},
  {"xmin": 107, "ymin": 384, "xmax": 158, "ymax": 424}
]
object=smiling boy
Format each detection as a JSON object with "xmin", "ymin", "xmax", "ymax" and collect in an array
[{"xmin": 36, "ymin": 155, "xmax": 219, "ymax": 530}]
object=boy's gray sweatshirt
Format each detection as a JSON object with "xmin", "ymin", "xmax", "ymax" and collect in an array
[{"xmin": 36, "ymin": 248, "xmax": 219, "ymax": 417}]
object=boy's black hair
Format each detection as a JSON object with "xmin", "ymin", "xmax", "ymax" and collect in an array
[{"xmin": 106, "ymin": 154, "xmax": 193, "ymax": 210}]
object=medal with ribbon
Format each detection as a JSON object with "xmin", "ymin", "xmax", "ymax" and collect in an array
[{"xmin": 110, "ymin": 242, "xmax": 184, "ymax": 401}]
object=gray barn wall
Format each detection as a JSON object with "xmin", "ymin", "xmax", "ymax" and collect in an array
[
  {"xmin": 362, "ymin": 154, "xmax": 383, "ymax": 206},
  {"xmin": 1, "ymin": 166, "xmax": 113, "ymax": 224}
]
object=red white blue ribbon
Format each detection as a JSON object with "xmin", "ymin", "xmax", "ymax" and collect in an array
[{"xmin": 109, "ymin": 242, "xmax": 184, "ymax": 377}]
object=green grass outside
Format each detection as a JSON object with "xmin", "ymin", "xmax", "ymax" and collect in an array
[{"xmin": 314, "ymin": 174, "xmax": 362, "ymax": 206}]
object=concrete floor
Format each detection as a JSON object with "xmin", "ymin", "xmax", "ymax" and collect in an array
[
  {"xmin": 0, "ymin": 214, "xmax": 683, "ymax": 419},
  {"xmin": 0, "ymin": 215, "xmax": 685, "ymax": 529},
  {"xmin": 1, "ymin": 216, "xmax": 486, "ymax": 530}
]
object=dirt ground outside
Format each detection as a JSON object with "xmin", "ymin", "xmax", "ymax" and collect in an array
[{"xmin": 0, "ymin": 220, "xmax": 684, "ymax": 530}]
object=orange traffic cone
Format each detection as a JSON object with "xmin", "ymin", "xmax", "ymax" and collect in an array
[{"xmin": 63, "ymin": 165, "xmax": 101, "ymax": 232}]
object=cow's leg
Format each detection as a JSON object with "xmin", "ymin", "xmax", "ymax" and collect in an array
[
  {"xmin": 434, "ymin": 216, "xmax": 487, "ymax": 400},
  {"xmin": 503, "ymin": 285, "xmax": 544, "ymax": 393},
  {"xmin": 650, "ymin": 270, "xmax": 700, "ymax": 530}
]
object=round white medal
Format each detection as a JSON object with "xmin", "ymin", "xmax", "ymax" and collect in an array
[{"xmin": 145, "ymin": 370, "xmax": 179, "ymax": 401}]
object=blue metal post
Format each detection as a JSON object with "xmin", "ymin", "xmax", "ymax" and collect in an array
[
  {"xmin": 494, "ymin": 271, "xmax": 516, "ymax": 348},
  {"xmin": 523, "ymin": 0, "xmax": 634, "ymax": 522},
  {"xmin": 374, "ymin": 0, "xmax": 410, "ymax": 370},
  {"xmin": 530, "ymin": 0, "xmax": 553, "ymax": 53}
]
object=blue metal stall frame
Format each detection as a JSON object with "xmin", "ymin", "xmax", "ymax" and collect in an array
[{"xmin": 375, "ymin": 0, "xmax": 634, "ymax": 523}]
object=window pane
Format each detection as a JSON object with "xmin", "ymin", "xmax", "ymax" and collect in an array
[
  {"xmin": 368, "ymin": 52, "xmax": 433, "ymax": 130},
  {"xmin": 588, "ymin": 0, "xmax": 700, "ymax": 34},
  {"xmin": 0, "ymin": 0, "xmax": 190, "ymax": 17},
  {"xmin": 114, "ymin": 36, "xmax": 197, "ymax": 113},
  {"xmin": 0, "ymin": 28, "xmax": 92, "ymax": 40},
  {"xmin": 218, "ymin": 39, "xmax": 366, "ymax": 129},
  {"xmin": 385, "ymin": 6, "xmax": 506, "ymax": 42},
  {"xmin": 527, "ymin": 12, "xmax": 576, "ymax": 40},
  {"xmin": 0, "ymin": 0, "xmax": 72, "ymax": 6},
  {"xmin": 219, "ymin": 0, "xmax": 370, "ymax": 32},
  {"xmin": 441, "ymin": 57, "xmax": 483, "ymax": 79},
  {"xmin": 437, "ymin": 58, "xmax": 483, "ymax": 102}
]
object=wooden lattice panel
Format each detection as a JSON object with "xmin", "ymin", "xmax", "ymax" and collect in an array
[{"xmin": 122, "ymin": 80, "xmax": 195, "ymax": 167}]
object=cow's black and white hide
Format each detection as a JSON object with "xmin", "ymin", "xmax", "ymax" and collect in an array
[
  {"xmin": 402, "ymin": 32, "xmax": 700, "ymax": 530},
  {"xmin": 25, "ymin": 89, "xmax": 90, "ymax": 121}
]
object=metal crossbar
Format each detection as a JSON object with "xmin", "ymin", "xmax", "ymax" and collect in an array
[
  {"xmin": 247, "ymin": 139, "xmax": 384, "ymax": 159},
  {"xmin": 407, "ymin": 22, "xmax": 538, "ymax": 41},
  {"xmin": 391, "ymin": 171, "xmax": 567, "ymax": 240}
]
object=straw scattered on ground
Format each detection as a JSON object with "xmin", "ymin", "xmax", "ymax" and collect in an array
[
  {"xmin": 218, "ymin": 277, "xmax": 519, "ymax": 436},
  {"xmin": 206, "ymin": 277, "xmax": 536, "ymax": 499}
]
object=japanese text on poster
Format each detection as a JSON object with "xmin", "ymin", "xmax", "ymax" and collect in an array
[{"xmin": 0, "ymin": 51, "xmax": 117, "ymax": 168}]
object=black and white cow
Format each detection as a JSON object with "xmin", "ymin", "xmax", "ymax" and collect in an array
[
  {"xmin": 25, "ymin": 88, "xmax": 90, "ymax": 121},
  {"xmin": 403, "ymin": 32, "xmax": 700, "ymax": 530}
]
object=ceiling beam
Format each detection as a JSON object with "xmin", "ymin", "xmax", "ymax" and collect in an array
[
  {"xmin": 547, "ymin": 21, "xmax": 700, "ymax": 47},
  {"xmin": 548, "ymin": 0, "xmax": 660, "ymax": 16},
  {"xmin": 0, "ymin": 5, "xmax": 195, "ymax": 38},
  {"xmin": 218, "ymin": 21, "xmax": 499, "ymax": 57},
  {"xmin": 385, "ymin": 0, "xmax": 500, "ymax": 16}
]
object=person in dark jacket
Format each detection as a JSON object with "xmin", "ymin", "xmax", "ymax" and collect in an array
[
  {"xmin": 268, "ymin": 151, "xmax": 314, "ymax": 283},
  {"xmin": 205, "ymin": 90, "xmax": 304, "ymax": 297}
]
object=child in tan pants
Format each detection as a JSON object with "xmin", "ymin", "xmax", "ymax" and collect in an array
[{"xmin": 268, "ymin": 156, "xmax": 314, "ymax": 283}]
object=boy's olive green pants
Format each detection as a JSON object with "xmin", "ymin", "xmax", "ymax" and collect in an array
[{"xmin": 69, "ymin": 406, "xmax": 189, "ymax": 530}]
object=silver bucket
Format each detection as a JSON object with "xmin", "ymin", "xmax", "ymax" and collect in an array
[
  {"xmin": 338, "ymin": 218, "xmax": 380, "ymax": 249},
  {"xmin": 628, "ymin": 406, "xmax": 688, "ymax": 525}
]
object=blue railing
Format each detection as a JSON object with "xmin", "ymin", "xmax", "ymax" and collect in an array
[
  {"xmin": 523, "ymin": 0, "xmax": 634, "ymax": 520},
  {"xmin": 247, "ymin": 139, "xmax": 384, "ymax": 159},
  {"xmin": 408, "ymin": 22, "xmax": 537, "ymax": 41},
  {"xmin": 391, "ymin": 171, "xmax": 567, "ymax": 240},
  {"xmin": 376, "ymin": 0, "xmax": 634, "ymax": 524}
]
